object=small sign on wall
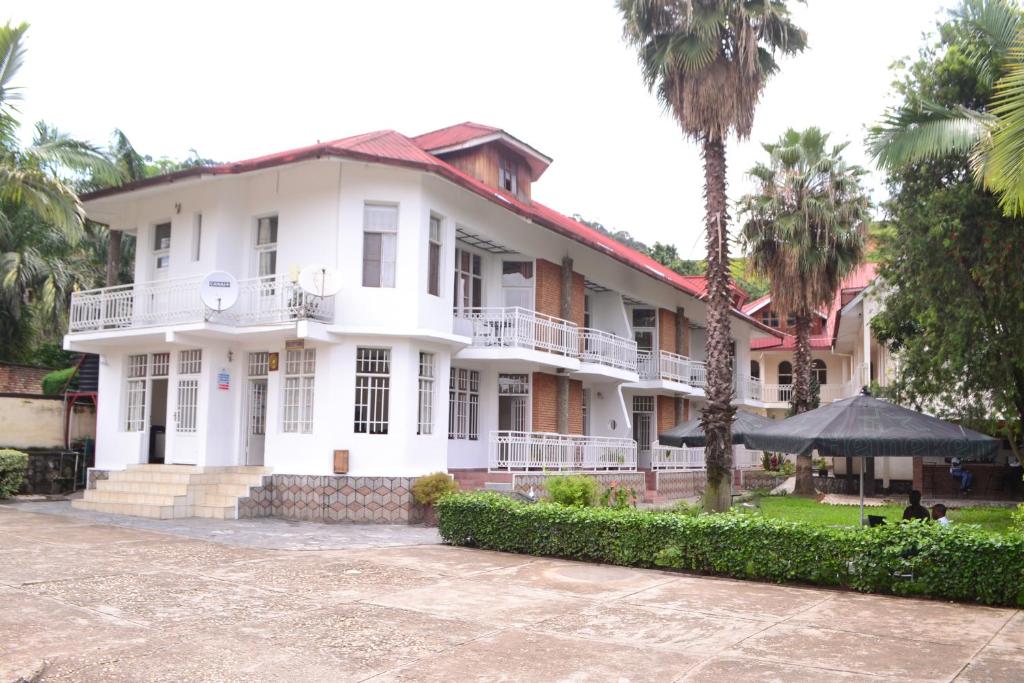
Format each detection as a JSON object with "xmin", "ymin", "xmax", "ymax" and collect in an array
[
  {"xmin": 285, "ymin": 339, "xmax": 304, "ymax": 351},
  {"xmin": 268, "ymin": 352, "xmax": 279, "ymax": 372},
  {"xmin": 217, "ymin": 368, "xmax": 230, "ymax": 390}
]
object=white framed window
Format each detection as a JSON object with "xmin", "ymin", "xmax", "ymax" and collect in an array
[
  {"xmin": 354, "ymin": 347, "xmax": 390, "ymax": 434},
  {"xmin": 582, "ymin": 388, "xmax": 591, "ymax": 436},
  {"xmin": 363, "ymin": 203, "xmax": 398, "ymax": 288},
  {"xmin": 453, "ymin": 246, "xmax": 482, "ymax": 312},
  {"xmin": 427, "ymin": 214, "xmax": 442, "ymax": 297},
  {"xmin": 124, "ymin": 354, "xmax": 148, "ymax": 432},
  {"xmin": 153, "ymin": 222, "xmax": 171, "ymax": 274},
  {"xmin": 417, "ymin": 352, "xmax": 435, "ymax": 435},
  {"xmin": 175, "ymin": 349, "xmax": 201, "ymax": 433},
  {"xmin": 255, "ymin": 215, "xmax": 278, "ymax": 278},
  {"xmin": 501, "ymin": 261, "xmax": 534, "ymax": 309},
  {"xmin": 248, "ymin": 351, "xmax": 269, "ymax": 378},
  {"xmin": 632, "ymin": 308, "xmax": 657, "ymax": 352},
  {"xmin": 283, "ymin": 348, "xmax": 316, "ymax": 433},
  {"xmin": 448, "ymin": 368, "xmax": 479, "ymax": 440},
  {"xmin": 191, "ymin": 213, "xmax": 203, "ymax": 262},
  {"xmin": 499, "ymin": 157, "xmax": 518, "ymax": 195},
  {"xmin": 812, "ymin": 359, "xmax": 828, "ymax": 385},
  {"xmin": 151, "ymin": 352, "xmax": 170, "ymax": 377}
]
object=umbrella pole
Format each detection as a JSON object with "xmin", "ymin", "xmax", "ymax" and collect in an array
[{"xmin": 859, "ymin": 462, "xmax": 865, "ymax": 526}]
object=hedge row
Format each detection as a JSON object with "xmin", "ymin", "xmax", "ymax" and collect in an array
[
  {"xmin": 0, "ymin": 449, "xmax": 28, "ymax": 498},
  {"xmin": 437, "ymin": 492, "xmax": 1024, "ymax": 607}
]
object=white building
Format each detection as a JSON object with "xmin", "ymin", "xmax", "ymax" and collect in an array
[{"xmin": 67, "ymin": 122, "xmax": 779, "ymax": 521}]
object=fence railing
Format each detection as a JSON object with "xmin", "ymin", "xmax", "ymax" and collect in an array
[
  {"xmin": 637, "ymin": 350, "xmax": 708, "ymax": 387},
  {"xmin": 650, "ymin": 442, "xmax": 764, "ymax": 471},
  {"xmin": 69, "ymin": 274, "xmax": 334, "ymax": 332},
  {"xmin": 488, "ymin": 431, "xmax": 637, "ymax": 472},
  {"xmin": 759, "ymin": 382, "xmax": 855, "ymax": 404},
  {"xmin": 579, "ymin": 328, "xmax": 638, "ymax": 372},
  {"xmin": 455, "ymin": 307, "xmax": 579, "ymax": 357}
]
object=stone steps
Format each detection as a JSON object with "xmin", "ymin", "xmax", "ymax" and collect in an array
[{"xmin": 73, "ymin": 465, "xmax": 269, "ymax": 520}]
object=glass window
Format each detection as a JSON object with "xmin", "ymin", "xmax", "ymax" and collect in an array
[
  {"xmin": 191, "ymin": 214, "xmax": 202, "ymax": 262},
  {"xmin": 632, "ymin": 308, "xmax": 657, "ymax": 352},
  {"xmin": 761, "ymin": 309, "xmax": 780, "ymax": 328},
  {"xmin": 417, "ymin": 352, "xmax": 435, "ymax": 435},
  {"xmin": 428, "ymin": 215, "xmax": 442, "ymax": 297},
  {"xmin": 812, "ymin": 359, "xmax": 828, "ymax": 385},
  {"xmin": 283, "ymin": 348, "xmax": 316, "ymax": 433},
  {"xmin": 363, "ymin": 203, "xmax": 398, "ymax": 288},
  {"xmin": 453, "ymin": 247, "xmax": 482, "ymax": 311},
  {"xmin": 499, "ymin": 158, "xmax": 518, "ymax": 195},
  {"xmin": 354, "ymin": 347, "xmax": 390, "ymax": 434},
  {"xmin": 778, "ymin": 361, "xmax": 793, "ymax": 385},
  {"xmin": 124, "ymin": 354, "xmax": 148, "ymax": 432},
  {"xmin": 153, "ymin": 223, "xmax": 171, "ymax": 251},
  {"xmin": 448, "ymin": 368, "xmax": 479, "ymax": 440},
  {"xmin": 750, "ymin": 360, "xmax": 760, "ymax": 380},
  {"xmin": 255, "ymin": 216, "xmax": 278, "ymax": 278}
]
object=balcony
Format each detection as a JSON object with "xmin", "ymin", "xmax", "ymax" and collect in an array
[
  {"xmin": 68, "ymin": 274, "xmax": 334, "ymax": 333},
  {"xmin": 650, "ymin": 443, "xmax": 762, "ymax": 471},
  {"xmin": 755, "ymin": 381, "xmax": 857, "ymax": 405},
  {"xmin": 579, "ymin": 328, "xmax": 638, "ymax": 376},
  {"xmin": 488, "ymin": 431, "xmax": 637, "ymax": 472},
  {"xmin": 637, "ymin": 350, "xmax": 707, "ymax": 387}
]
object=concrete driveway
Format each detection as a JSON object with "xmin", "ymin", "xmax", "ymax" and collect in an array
[{"xmin": 1, "ymin": 503, "xmax": 1022, "ymax": 682}]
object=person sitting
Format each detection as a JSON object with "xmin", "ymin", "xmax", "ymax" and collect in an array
[
  {"xmin": 931, "ymin": 503, "xmax": 950, "ymax": 526},
  {"xmin": 949, "ymin": 457, "xmax": 973, "ymax": 494},
  {"xmin": 902, "ymin": 490, "xmax": 930, "ymax": 521}
]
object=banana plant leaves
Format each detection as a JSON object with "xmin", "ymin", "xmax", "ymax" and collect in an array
[
  {"xmin": 659, "ymin": 410, "xmax": 774, "ymax": 447},
  {"xmin": 742, "ymin": 394, "xmax": 999, "ymax": 459}
]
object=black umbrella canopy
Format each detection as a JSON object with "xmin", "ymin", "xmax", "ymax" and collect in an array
[
  {"xmin": 659, "ymin": 410, "xmax": 775, "ymax": 448},
  {"xmin": 743, "ymin": 394, "xmax": 999, "ymax": 459}
]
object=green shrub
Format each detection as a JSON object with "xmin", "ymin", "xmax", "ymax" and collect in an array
[
  {"xmin": 0, "ymin": 449, "xmax": 29, "ymax": 498},
  {"xmin": 544, "ymin": 475, "xmax": 598, "ymax": 507},
  {"xmin": 411, "ymin": 472, "xmax": 459, "ymax": 505},
  {"xmin": 1012, "ymin": 504, "xmax": 1024, "ymax": 532},
  {"xmin": 436, "ymin": 492, "xmax": 1024, "ymax": 607},
  {"xmin": 599, "ymin": 480, "xmax": 637, "ymax": 509},
  {"xmin": 41, "ymin": 367, "xmax": 75, "ymax": 395}
]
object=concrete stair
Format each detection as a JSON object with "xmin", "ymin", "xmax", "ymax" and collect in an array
[{"xmin": 73, "ymin": 465, "xmax": 270, "ymax": 520}]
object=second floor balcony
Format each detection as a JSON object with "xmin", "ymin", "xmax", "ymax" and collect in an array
[
  {"xmin": 637, "ymin": 350, "xmax": 707, "ymax": 388},
  {"xmin": 68, "ymin": 274, "xmax": 334, "ymax": 333},
  {"xmin": 737, "ymin": 377, "xmax": 857, "ymax": 405}
]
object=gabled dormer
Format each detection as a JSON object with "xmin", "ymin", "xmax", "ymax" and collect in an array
[{"xmin": 413, "ymin": 122, "xmax": 552, "ymax": 202}]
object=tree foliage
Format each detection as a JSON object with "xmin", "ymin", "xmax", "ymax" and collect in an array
[{"xmin": 870, "ymin": 5, "xmax": 1024, "ymax": 444}]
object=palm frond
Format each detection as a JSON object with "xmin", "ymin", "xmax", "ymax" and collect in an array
[
  {"xmin": 985, "ymin": 40, "xmax": 1024, "ymax": 215},
  {"xmin": 867, "ymin": 103, "xmax": 992, "ymax": 170},
  {"xmin": 0, "ymin": 167, "xmax": 83, "ymax": 242},
  {"xmin": 29, "ymin": 121, "xmax": 123, "ymax": 186},
  {"xmin": 0, "ymin": 22, "xmax": 28, "ymax": 116}
]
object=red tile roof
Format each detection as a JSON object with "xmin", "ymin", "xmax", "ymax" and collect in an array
[
  {"xmin": 81, "ymin": 125, "xmax": 780, "ymax": 338},
  {"xmin": 741, "ymin": 294, "xmax": 771, "ymax": 315},
  {"xmin": 411, "ymin": 122, "xmax": 501, "ymax": 151}
]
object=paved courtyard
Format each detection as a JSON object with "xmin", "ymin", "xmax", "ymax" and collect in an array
[{"xmin": 2, "ymin": 502, "xmax": 1022, "ymax": 682}]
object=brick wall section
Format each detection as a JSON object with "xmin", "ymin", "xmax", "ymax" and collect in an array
[
  {"xmin": 657, "ymin": 395, "xmax": 676, "ymax": 436},
  {"xmin": 658, "ymin": 309, "xmax": 676, "ymax": 353},
  {"xmin": 535, "ymin": 259, "xmax": 562, "ymax": 318},
  {"xmin": 568, "ymin": 379, "xmax": 583, "ymax": 434},
  {"xmin": 532, "ymin": 372, "xmax": 558, "ymax": 432},
  {"xmin": 570, "ymin": 271, "xmax": 585, "ymax": 327},
  {"xmin": 680, "ymin": 314, "xmax": 690, "ymax": 357},
  {"xmin": 0, "ymin": 363, "xmax": 53, "ymax": 395},
  {"xmin": 683, "ymin": 398, "xmax": 690, "ymax": 421}
]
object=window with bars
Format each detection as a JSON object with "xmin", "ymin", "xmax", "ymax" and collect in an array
[
  {"xmin": 448, "ymin": 367, "xmax": 479, "ymax": 440},
  {"xmin": 124, "ymin": 354, "xmax": 148, "ymax": 431},
  {"xmin": 151, "ymin": 352, "xmax": 170, "ymax": 377},
  {"xmin": 428, "ymin": 215, "xmax": 442, "ymax": 297},
  {"xmin": 354, "ymin": 348, "xmax": 390, "ymax": 434},
  {"xmin": 248, "ymin": 351, "xmax": 269, "ymax": 377},
  {"xmin": 283, "ymin": 348, "xmax": 316, "ymax": 433},
  {"xmin": 417, "ymin": 352, "xmax": 435, "ymax": 435},
  {"xmin": 363, "ymin": 203, "xmax": 398, "ymax": 288},
  {"xmin": 175, "ymin": 349, "xmax": 201, "ymax": 433}
]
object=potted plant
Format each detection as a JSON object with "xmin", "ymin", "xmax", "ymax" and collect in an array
[{"xmin": 411, "ymin": 472, "xmax": 460, "ymax": 526}]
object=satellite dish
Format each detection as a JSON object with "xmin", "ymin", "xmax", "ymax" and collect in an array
[
  {"xmin": 298, "ymin": 264, "xmax": 343, "ymax": 298},
  {"xmin": 200, "ymin": 271, "xmax": 239, "ymax": 312}
]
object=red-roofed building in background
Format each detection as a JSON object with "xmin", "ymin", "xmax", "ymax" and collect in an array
[{"xmin": 68, "ymin": 122, "xmax": 783, "ymax": 521}]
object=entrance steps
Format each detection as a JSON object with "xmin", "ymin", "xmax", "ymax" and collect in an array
[{"xmin": 72, "ymin": 464, "xmax": 270, "ymax": 520}]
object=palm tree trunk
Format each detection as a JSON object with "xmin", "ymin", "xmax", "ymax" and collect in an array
[
  {"xmin": 792, "ymin": 312, "xmax": 815, "ymax": 494},
  {"xmin": 699, "ymin": 137, "xmax": 736, "ymax": 513},
  {"xmin": 106, "ymin": 229, "xmax": 122, "ymax": 286}
]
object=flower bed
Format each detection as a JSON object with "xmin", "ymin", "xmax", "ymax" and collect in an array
[{"xmin": 437, "ymin": 492, "xmax": 1024, "ymax": 607}]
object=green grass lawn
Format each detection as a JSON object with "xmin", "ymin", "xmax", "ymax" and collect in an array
[{"xmin": 743, "ymin": 495, "xmax": 1017, "ymax": 533}]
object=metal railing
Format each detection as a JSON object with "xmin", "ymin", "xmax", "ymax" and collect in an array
[
  {"xmin": 456, "ymin": 307, "xmax": 579, "ymax": 357},
  {"xmin": 579, "ymin": 328, "xmax": 638, "ymax": 372},
  {"xmin": 650, "ymin": 442, "xmax": 764, "ymax": 471},
  {"xmin": 69, "ymin": 274, "xmax": 334, "ymax": 332},
  {"xmin": 488, "ymin": 431, "xmax": 637, "ymax": 472},
  {"xmin": 759, "ymin": 382, "xmax": 856, "ymax": 404},
  {"xmin": 637, "ymin": 350, "xmax": 708, "ymax": 387}
]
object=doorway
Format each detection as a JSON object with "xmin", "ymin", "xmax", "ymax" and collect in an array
[
  {"xmin": 497, "ymin": 373, "xmax": 529, "ymax": 432},
  {"xmin": 244, "ymin": 352, "xmax": 269, "ymax": 466},
  {"xmin": 148, "ymin": 379, "xmax": 168, "ymax": 464}
]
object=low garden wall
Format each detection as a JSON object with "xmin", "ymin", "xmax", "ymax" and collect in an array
[
  {"xmin": 238, "ymin": 475, "xmax": 425, "ymax": 524},
  {"xmin": 512, "ymin": 472, "xmax": 646, "ymax": 497},
  {"xmin": 437, "ymin": 492, "xmax": 1024, "ymax": 607}
]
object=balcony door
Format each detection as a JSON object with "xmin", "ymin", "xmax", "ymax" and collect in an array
[
  {"xmin": 501, "ymin": 261, "xmax": 534, "ymax": 310},
  {"xmin": 243, "ymin": 352, "xmax": 269, "ymax": 466},
  {"xmin": 252, "ymin": 216, "xmax": 278, "ymax": 318},
  {"xmin": 632, "ymin": 395, "xmax": 654, "ymax": 468},
  {"xmin": 497, "ymin": 373, "xmax": 529, "ymax": 432}
]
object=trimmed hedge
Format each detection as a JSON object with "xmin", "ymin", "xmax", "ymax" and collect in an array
[
  {"xmin": 437, "ymin": 492, "xmax": 1024, "ymax": 607},
  {"xmin": 0, "ymin": 449, "xmax": 29, "ymax": 498}
]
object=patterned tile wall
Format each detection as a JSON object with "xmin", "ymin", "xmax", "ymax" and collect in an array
[
  {"xmin": 655, "ymin": 471, "xmax": 704, "ymax": 498},
  {"xmin": 237, "ymin": 475, "xmax": 424, "ymax": 524},
  {"xmin": 86, "ymin": 468, "xmax": 109, "ymax": 490}
]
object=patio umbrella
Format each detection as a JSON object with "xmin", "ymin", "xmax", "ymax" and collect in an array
[
  {"xmin": 742, "ymin": 393, "xmax": 1000, "ymax": 524},
  {"xmin": 658, "ymin": 410, "xmax": 774, "ymax": 448}
]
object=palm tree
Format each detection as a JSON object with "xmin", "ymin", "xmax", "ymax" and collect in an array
[
  {"xmin": 739, "ymin": 127, "xmax": 868, "ymax": 494},
  {"xmin": 867, "ymin": 0, "xmax": 1024, "ymax": 216},
  {"xmin": 105, "ymin": 130, "xmax": 148, "ymax": 285},
  {"xmin": 618, "ymin": 0, "xmax": 805, "ymax": 511}
]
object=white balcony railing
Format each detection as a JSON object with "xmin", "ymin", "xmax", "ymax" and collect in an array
[
  {"xmin": 637, "ymin": 350, "xmax": 707, "ymax": 387},
  {"xmin": 456, "ymin": 307, "xmax": 580, "ymax": 357},
  {"xmin": 488, "ymin": 431, "xmax": 637, "ymax": 472},
  {"xmin": 650, "ymin": 442, "xmax": 764, "ymax": 471},
  {"xmin": 758, "ymin": 382, "xmax": 856, "ymax": 404},
  {"xmin": 69, "ymin": 274, "xmax": 334, "ymax": 332},
  {"xmin": 579, "ymin": 328, "xmax": 638, "ymax": 372}
]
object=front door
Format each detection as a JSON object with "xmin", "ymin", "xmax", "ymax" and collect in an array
[
  {"xmin": 244, "ymin": 352, "xmax": 269, "ymax": 466},
  {"xmin": 632, "ymin": 395, "xmax": 654, "ymax": 469}
]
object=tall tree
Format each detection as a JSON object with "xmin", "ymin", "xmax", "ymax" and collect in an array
[
  {"xmin": 870, "ymin": 6, "xmax": 1024, "ymax": 452},
  {"xmin": 618, "ymin": 0, "xmax": 805, "ymax": 511},
  {"xmin": 867, "ymin": 0, "xmax": 1024, "ymax": 216},
  {"xmin": 739, "ymin": 127, "xmax": 868, "ymax": 494}
]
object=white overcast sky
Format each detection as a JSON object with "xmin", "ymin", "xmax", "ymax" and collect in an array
[{"xmin": 10, "ymin": 0, "xmax": 955, "ymax": 257}]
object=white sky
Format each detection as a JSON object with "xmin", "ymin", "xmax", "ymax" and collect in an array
[{"xmin": 9, "ymin": 0, "xmax": 955, "ymax": 258}]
